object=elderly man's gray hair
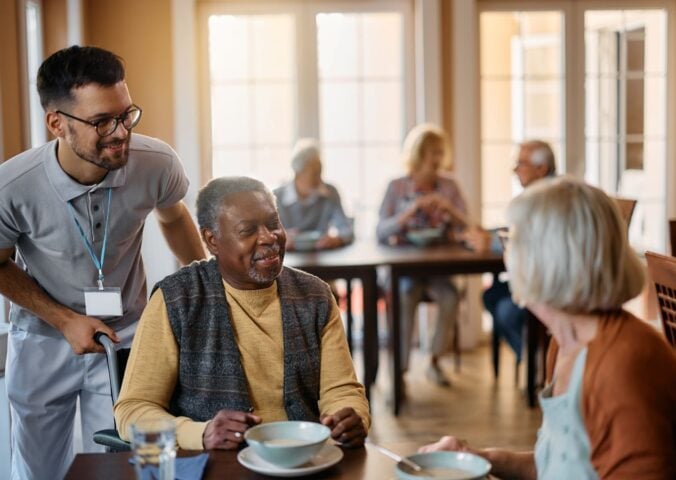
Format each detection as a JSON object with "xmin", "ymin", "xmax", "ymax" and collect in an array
[
  {"xmin": 522, "ymin": 140, "xmax": 556, "ymax": 176},
  {"xmin": 196, "ymin": 176, "xmax": 276, "ymax": 233},
  {"xmin": 290, "ymin": 138, "xmax": 321, "ymax": 174}
]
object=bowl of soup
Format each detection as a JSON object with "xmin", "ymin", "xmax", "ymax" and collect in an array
[
  {"xmin": 293, "ymin": 230, "xmax": 322, "ymax": 251},
  {"xmin": 396, "ymin": 451, "xmax": 491, "ymax": 480},
  {"xmin": 244, "ymin": 421, "xmax": 331, "ymax": 468},
  {"xmin": 406, "ymin": 227, "xmax": 444, "ymax": 247}
]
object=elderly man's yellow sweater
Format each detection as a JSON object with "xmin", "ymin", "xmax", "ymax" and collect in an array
[{"xmin": 114, "ymin": 280, "xmax": 370, "ymax": 449}]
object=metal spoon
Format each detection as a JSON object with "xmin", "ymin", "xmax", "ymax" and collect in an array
[{"xmin": 366, "ymin": 439, "xmax": 423, "ymax": 472}]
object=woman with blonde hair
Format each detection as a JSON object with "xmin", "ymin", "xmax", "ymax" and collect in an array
[
  {"xmin": 376, "ymin": 123, "xmax": 468, "ymax": 387},
  {"xmin": 420, "ymin": 176, "xmax": 676, "ymax": 479}
]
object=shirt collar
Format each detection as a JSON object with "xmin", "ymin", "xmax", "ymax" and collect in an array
[
  {"xmin": 279, "ymin": 181, "xmax": 330, "ymax": 206},
  {"xmin": 45, "ymin": 140, "xmax": 127, "ymax": 202}
]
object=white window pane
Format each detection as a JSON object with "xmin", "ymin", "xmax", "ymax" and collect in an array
[
  {"xmin": 362, "ymin": 13, "xmax": 402, "ymax": 78},
  {"xmin": 253, "ymin": 147, "xmax": 290, "ymax": 188},
  {"xmin": 481, "ymin": 80, "xmax": 513, "ymax": 142},
  {"xmin": 254, "ymin": 84, "xmax": 294, "ymax": 143},
  {"xmin": 480, "ymin": 13, "xmax": 518, "ymax": 78},
  {"xmin": 319, "ymin": 82, "xmax": 359, "ymax": 142},
  {"xmin": 210, "ymin": 85, "xmax": 250, "ymax": 146},
  {"xmin": 317, "ymin": 13, "xmax": 359, "ymax": 79},
  {"xmin": 481, "ymin": 143, "xmax": 518, "ymax": 208},
  {"xmin": 523, "ymin": 80, "xmax": 561, "ymax": 139},
  {"xmin": 524, "ymin": 43, "xmax": 561, "ymax": 78},
  {"xmin": 644, "ymin": 77, "xmax": 666, "ymax": 137},
  {"xmin": 322, "ymin": 146, "xmax": 361, "ymax": 213},
  {"xmin": 363, "ymin": 81, "xmax": 402, "ymax": 142},
  {"xmin": 209, "ymin": 16, "xmax": 249, "ymax": 81},
  {"xmin": 252, "ymin": 15, "xmax": 295, "ymax": 80},
  {"xmin": 213, "ymin": 148, "xmax": 251, "ymax": 177},
  {"xmin": 520, "ymin": 12, "xmax": 562, "ymax": 36},
  {"xmin": 363, "ymin": 146, "xmax": 402, "ymax": 210}
]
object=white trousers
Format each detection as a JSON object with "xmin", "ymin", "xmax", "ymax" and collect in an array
[{"xmin": 7, "ymin": 322, "xmax": 135, "ymax": 480}]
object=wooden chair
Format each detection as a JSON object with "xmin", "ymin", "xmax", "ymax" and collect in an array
[
  {"xmin": 645, "ymin": 251, "xmax": 676, "ymax": 347},
  {"xmin": 669, "ymin": 219, "xmax": 676, "ymax": 256},
  {"xmin": 612, "ymin": 197, "xmax": 637, "ymax": 229}
]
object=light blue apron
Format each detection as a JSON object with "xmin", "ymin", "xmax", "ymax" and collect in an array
[{"xmin": 534, "ymin": 348, "xmax": 598, "ymax": 479}]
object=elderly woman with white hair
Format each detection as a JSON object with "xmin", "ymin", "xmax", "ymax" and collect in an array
[
  {"xmin": 376, "ymin": 123, "xmax": 469, "ymax": 387},
  {"xmin": 420, "ymin": 177, "xmax": 676, "ymax": 479},
  {"xmin": 273, "ymin": 138, "xmax": 353, "ymax": 251}
]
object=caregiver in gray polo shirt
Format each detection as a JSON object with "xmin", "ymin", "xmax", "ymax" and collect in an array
[{"xmin": 0, "ymin": 46, "xmax": 206, "ymax": 480}]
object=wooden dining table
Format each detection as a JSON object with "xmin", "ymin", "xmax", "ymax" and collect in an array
[
  {"xmin": 64, "ymin": 443, "xmax": 415, "ymax": 479},
  {"xmin": 286, "ymin": 241, "xmax": 507, "ymax": 415}
]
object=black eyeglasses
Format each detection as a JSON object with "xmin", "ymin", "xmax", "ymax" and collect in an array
[{"xmin": 56, "ymin": 105, "xmax": 142, "ymax": 137}]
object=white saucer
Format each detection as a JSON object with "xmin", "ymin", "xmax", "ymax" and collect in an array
[{"xmin": 237, "ymin": 444, "xmax": 344, "ymax": 477}]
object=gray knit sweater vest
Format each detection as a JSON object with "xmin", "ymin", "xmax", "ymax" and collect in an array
[{"xmin": 153, "ymin": 258, "xmax": 332, "ymax": 422}]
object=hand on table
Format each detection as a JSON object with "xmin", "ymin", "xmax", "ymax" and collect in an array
[
  {"xmin": 321, "ymin": 407, "xmax": 366, "ymax": 448},
  {"xmin": 418, "ymin": 435, "xmax": 474, "ymax": 454},
  {"xmin": 459, "ymin": 226, "xmax": 492, "ymax": 253},
  {"xmin": 203, "ymin": 409, "xmax": 261, "ymax": 450}
]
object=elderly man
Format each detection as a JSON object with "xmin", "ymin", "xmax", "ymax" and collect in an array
[
  {"xmin": 465, "ymin": 140, "xmax": 556, "ymax": 370},
  {"xmin": 274, "ymin": 139, "xmax": 353, "ymax": 250},
  {"xmin": 114, "ymin": 176, "xmax": 369, "ymax": 450}
]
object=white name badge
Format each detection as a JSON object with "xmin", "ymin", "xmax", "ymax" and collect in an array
[{"xmin": 84, "ymin": 287, "xmax": 123, "ymax": 317}]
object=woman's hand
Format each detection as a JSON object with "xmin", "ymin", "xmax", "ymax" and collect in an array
[{"xmin": 418, "ymin": 435, "xmax": 472, "ymax": 454}]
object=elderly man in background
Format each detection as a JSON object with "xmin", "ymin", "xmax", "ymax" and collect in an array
[
  {"xmin": 464, "ymin": 140, "xmax": 556, "ymax": 371},
  {"xmin": 115, "ymin": 176, "xmax": 369, "ymax": 450},
  {"xmin": 274, "ymin": 139, "xmax": 353, "ymax": 251}
]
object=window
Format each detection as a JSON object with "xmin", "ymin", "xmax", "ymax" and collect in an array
[
  {"xmin": 202, "ymin": 2, "xmax": 412, "ymax": 238},
  {"xmin": 584, "ymin": 10, "xmax": 667, "ymax": 252},
  {"xmin": 24, "ymin": 0, "xmax": 46, "ymax": 148},
  {"xmin": 478, "ymin": 2, "xmax": 670, "ymax": 252},
  {"xmin": 479, "ymin": 11, "xmax": 564, "ymax": 227}
]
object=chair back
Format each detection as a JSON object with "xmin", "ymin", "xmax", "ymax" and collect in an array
[
  {"xmin": 645, "ymin": 251, "xmax": 676, "ymax": 347},
  {"xmin": 612, "ymin": 197, "xmax": 637, "ymax": 229},
  {"xmin": 669, "ymin": 219, "xmax": 676, "ymax": 256}
]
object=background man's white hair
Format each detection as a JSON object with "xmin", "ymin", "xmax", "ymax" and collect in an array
[
  {"xmin": 522, "ymin": 140, "xmax": 556, "ymax": 176},
  {"xmin": 291, "ymin": 138, "xmax": 322, "ymax": 173}
]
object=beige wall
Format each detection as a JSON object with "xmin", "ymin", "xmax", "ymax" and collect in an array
[
  {"xmin": 84, "ymin": 0, "xmax": 175, "ymax": 145},
  {"xmin": 0, "ymin": 0, "xmax": 26, "ymax": 160}
]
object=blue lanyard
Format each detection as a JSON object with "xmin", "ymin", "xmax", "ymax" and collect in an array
[{"xmin": 67, "ymin": 188, "xmax": 112, "ymax": 290}]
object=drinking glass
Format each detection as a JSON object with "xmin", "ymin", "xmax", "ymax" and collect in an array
[{"xmin": 129, "ymin": 418, "xmax": 176, "ymax": 480}]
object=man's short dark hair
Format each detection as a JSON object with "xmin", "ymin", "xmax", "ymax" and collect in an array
[
  {"xmin": 197, "ymin": 176, "xmax": 277, "ymax": 234},
  {"xmin": 37, "ymin": 45, "xmax": 125, "ymax": 110}
]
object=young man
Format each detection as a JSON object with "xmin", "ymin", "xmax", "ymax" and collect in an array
[
  {"xmin": 115, "ymin": 177, "xmax": 369, "ymax": 450},
  {"xmin": 0, "ymin": 46, "xmax": 205, "ymax": 479}
]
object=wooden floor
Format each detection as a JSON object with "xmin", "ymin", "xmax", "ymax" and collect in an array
[{"xmin": 359, "ymin": 343, "xmax": 542, "ymax": 456}]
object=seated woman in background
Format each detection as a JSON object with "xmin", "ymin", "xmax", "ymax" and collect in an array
[
  {"xmin": 420, "ymin": 176, "xmax": 676, "ymax": 479},
  {"xmin": 376, "ymin": 123, "xmax": 469, "ymax": 387}
]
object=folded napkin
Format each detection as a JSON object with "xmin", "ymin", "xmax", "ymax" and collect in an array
[{"xmin": 129, "ymin": 453, "xmax": 209, "ymax": 480}]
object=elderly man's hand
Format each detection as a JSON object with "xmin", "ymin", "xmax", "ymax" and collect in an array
[
  {"xmin": 320, "ymin": 407, "xmax": 366, "ymax": 447},
  {"xmin": 202, "ymin": 409, "xmax": 261, "ymax": 450}
]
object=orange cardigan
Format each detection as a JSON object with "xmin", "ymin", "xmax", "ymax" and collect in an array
[{"xmin": 545, "ymin": 310, "xmax": 676, "ymax": 479}]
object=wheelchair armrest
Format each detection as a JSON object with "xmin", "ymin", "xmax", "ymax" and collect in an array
[{"xmin": 93, "ymin": 428, "xmax": 132, "ymax": 452}]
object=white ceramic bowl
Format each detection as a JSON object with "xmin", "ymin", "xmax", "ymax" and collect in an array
[
  {"xmin": 293, "ymin": 231, "xmax": 322, "ymax": 251},
  {"xmin": 395, "ymin": 451, "xmax": 491, "ymax": 480},
  {"xmin": 244, "ymin": 421, "xmax": 330, "ymax": 468},
  {"xmin": 406, "ymin": 227, "xmax": 443, "ymax": 247}
]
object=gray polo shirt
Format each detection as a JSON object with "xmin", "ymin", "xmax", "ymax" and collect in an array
[{"xmin": 0, "ymin": 134, "xmax": 189, "ymax": 338}]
